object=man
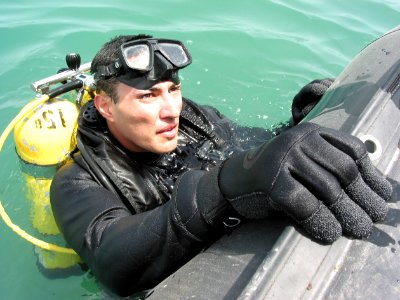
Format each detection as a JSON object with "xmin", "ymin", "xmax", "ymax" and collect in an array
[{"xmin": 50, "ymin": 34, "xmax": 392, "ymax": 297}]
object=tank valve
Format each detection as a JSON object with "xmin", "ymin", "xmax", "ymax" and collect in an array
[{"xmin": 66, "ymin": 53, "xmax": 81, "ymax": 70}]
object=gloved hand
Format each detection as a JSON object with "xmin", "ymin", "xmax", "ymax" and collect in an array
[
  {"xmin": 292, "ymin": 78, "xmax": 335, "ymax": 125},
  {"xmin": 199, "ymin": 122, "xmax": 392, "ymax": 243}
]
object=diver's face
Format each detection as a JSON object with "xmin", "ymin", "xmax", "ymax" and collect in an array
[{"xmin": 95, "ymin": 80, "xmax": 182, "ymax": 154}]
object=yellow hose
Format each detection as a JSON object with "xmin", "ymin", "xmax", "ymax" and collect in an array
[{"xmin": 0, "ymin": 95, "xmax": 76, "ymax": 255}]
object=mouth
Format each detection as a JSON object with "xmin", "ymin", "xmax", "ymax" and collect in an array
[{"xmin": 157, "ymin": 123, "xmax": 178, "ymax": 138}]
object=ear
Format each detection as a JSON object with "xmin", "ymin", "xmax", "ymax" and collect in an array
[{"xmin": 94, "ymin": 93, "xmax": 114, "ymax": 122}]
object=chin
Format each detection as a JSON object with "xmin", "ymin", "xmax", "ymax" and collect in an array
[{"xmin": 155, "ymin": 140, "xmax": 178, "ymax": 154}]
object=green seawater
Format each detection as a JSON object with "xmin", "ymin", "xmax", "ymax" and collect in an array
[{"xmin": 0, "ymin": 0, "xmax": 399, "ymax": 298}]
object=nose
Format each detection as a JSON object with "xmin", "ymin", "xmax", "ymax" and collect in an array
[{"xmin": 159, "ymin": 92, "xmax": 182, "ymax": 119}]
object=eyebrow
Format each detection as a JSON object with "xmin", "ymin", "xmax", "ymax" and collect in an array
[{"xmin": 148, "ymin": 83, "xmax": 181, "ymax": 92}]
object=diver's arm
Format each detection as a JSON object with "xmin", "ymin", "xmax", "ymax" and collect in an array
[
  {"xmin": 195, "ymin": 122, "xmax": 391, "ymax": 243},
  {"xmin": 50, "ymin": 161, "xmax": 227, "ymax": 296}
]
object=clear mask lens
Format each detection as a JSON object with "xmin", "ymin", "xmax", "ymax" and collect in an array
[
  {"xmin": 123, "ymin": 44, "xmax": 151, "ymax": 71},
  {"xmin": 158, "ymin": 43, "xmax": 190, "ymax": 67}
]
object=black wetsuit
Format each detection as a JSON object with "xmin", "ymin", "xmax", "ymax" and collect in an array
[{"xmin": 50, "ymin": 98, "xmax": 279, "ymax": 296}]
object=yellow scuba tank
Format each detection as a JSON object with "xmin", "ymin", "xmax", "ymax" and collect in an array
[
  {"xmin": 13, "ymin": 98, "xmax": 81, "ymax": 269},
  {"xmin": 0, "ymin": 53, "xmax": 94, "ymax": 270}
]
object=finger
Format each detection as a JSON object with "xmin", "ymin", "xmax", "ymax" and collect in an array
[
  {"xmin": 318, "ymin": 78, "xmax": 335, "ymax": 88},
  {"xmin": 299, "ymin": 203, "xmax": 342, "ymax": 243},
  {"xmin": 271, "ymin": 170, "xmax": 342, "ymax": 243},
  {"xmin": 319, "ymin": 127, "xmax": 367, "ymax": 161},
  {"xmin": 356, "ymin": 154, "xmax": 393, "ymax": 201},
  {"xmin": 345, "ymin": 174, "xmax": 388, "ymax": 222},
  {"xmin": 319, "ymin": 127, "xmax": 393, "ymax": 201},
  {"xmin": 304, "ymin": 128, "xmax": 391, "ymax": 222},
  {"xmin": 301, "ymin": 130, "xmax": 388, "ymax": 222},
  {"xmin": 329, "ymin": 191, "xmax": 373, "ymax": 238},
  {"xmin": 290, "ymin": 149, "xmax": 342, "ymax": 205},
  {"xmin": 290, "ymin": 154, "xmax": 373, "ymax": 238},
  {"xmin": 300, "ymin": 133, "xmax": 359, "ymax": 187}
]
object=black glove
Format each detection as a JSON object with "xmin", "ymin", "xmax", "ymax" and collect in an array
[
  {"xmin": 198, "ymin": 122, "xmax": 392, "ymax": 243},
  {"xmin": 292, "ymin": 78, "xmax": 335, "ymax": 125}
]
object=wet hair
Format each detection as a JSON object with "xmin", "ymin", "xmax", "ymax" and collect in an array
[{"xmin": 91, "ymin": 34, "xmax": 152, "ymax": 102}]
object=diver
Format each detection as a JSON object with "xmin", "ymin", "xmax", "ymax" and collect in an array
[{"xmin": 50, "ymin": 34, "xmax": 392, "ymax": 297}]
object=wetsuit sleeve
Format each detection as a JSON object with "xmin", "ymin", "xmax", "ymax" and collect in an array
[{"xmin": 50, "ymin": 160, "xmax": 224, "ymax": 296}]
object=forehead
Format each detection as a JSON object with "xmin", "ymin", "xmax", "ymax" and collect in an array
[{"xmin": 117, "ymin": 80, "xmax": 179, "ymax": 94}]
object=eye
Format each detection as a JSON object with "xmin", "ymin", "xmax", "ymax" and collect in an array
[
  {"xmin": 169, "ymin": 84, "xmax": 181, "ymax": 93},
  {"xmin": 138, "ymin": 92, "xmax": 153, "ymax": 100}
]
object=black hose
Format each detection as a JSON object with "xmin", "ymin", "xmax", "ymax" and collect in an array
[
  {"xmin": 47, "ymin": 80, "xmax": 83, "ymax": 99},
  {"xmin": 76, "ymin": 133, "xmax": 119, "ymax": 197}
]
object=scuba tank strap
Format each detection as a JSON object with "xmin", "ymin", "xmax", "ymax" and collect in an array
[{"xmin": 76, "ymin": 132, "xmax": 120, "ymax": 198}]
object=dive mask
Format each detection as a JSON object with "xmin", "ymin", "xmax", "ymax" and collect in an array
[{"xmin": 94, "ymin": 38, "xmax": 192, "ymax": 89}]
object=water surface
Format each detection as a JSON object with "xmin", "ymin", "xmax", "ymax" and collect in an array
[{"xmin": 0, "ymin": 1, "xmax": 399, "ymax": 298}]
